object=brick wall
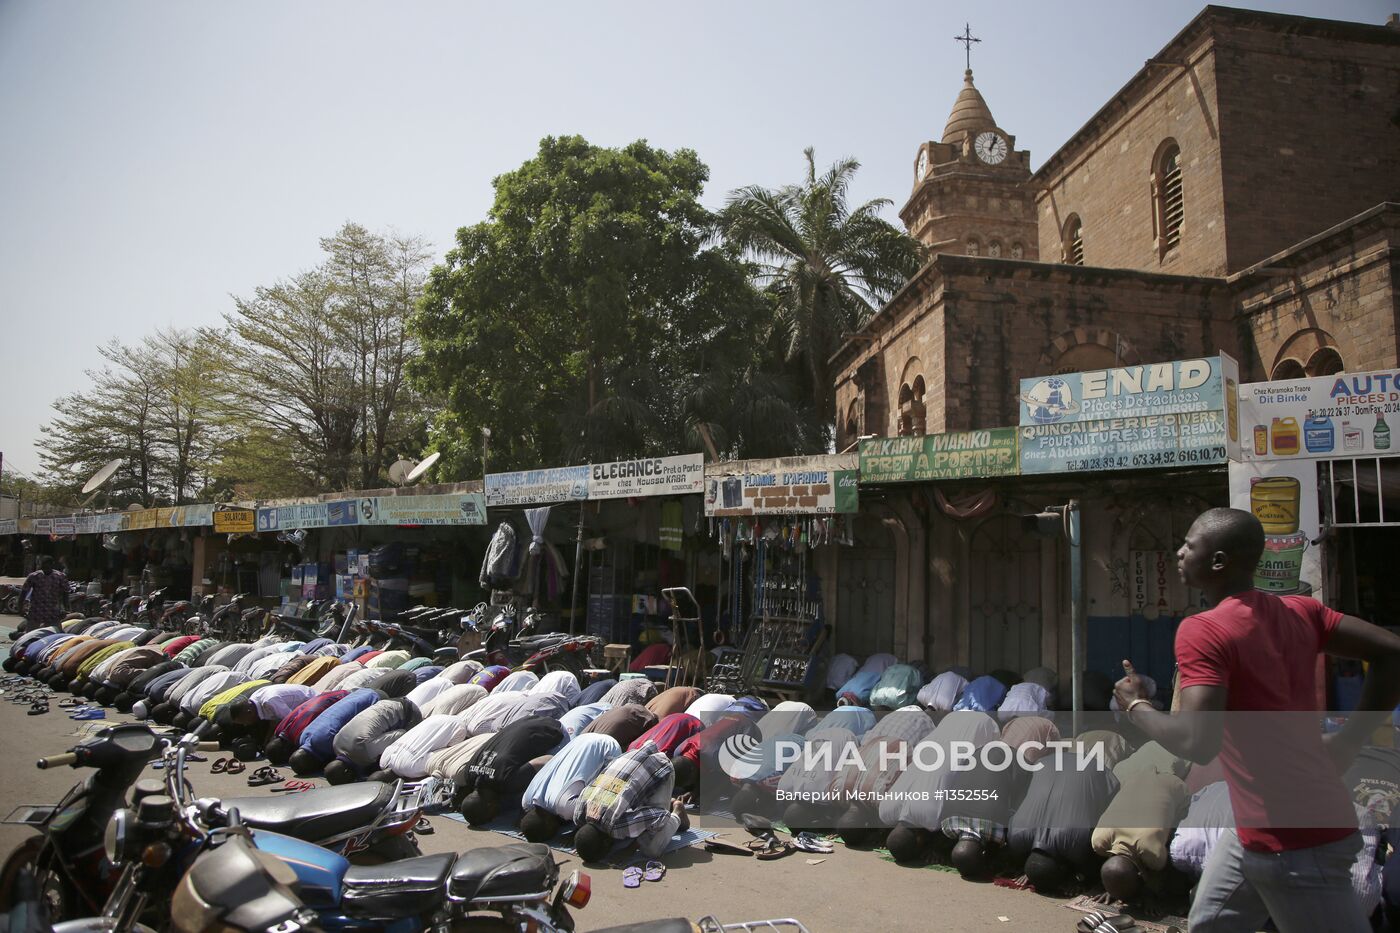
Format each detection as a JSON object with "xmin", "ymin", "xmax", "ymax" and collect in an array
[
  {"xmin": 1214, "ymin": 19, "xmax": 1400, "ymax": 272},
  {"xmin": 1034, "ymin": 32, "xmax": 1229, "ymax": 277},
  {"xmin": 833, "ymin": 257, "xmax": 1237, "ymax": 438},
  {"xmin": 1234, "ymin": 207, "xmax": 1400, "ymax": 379}
]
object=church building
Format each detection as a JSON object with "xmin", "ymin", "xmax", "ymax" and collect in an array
[{"xmin": 828, "ymin": 6, "xmax": 1400, "ymax": 690}]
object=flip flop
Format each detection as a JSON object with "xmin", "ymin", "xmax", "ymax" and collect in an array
[
  {"xmin": 271, "ymin": 780, "xmax": 315, "ymax": 793},
  {"xmin": 210, "ymin": 758, "xmax": 229, "ymax": 774},
  {"xmin": 642, "ymin": 860, "xmax": 666, "ymax": 882},
  {"xmin": 247, "ymin": 767, "xmax": 283, "ymax": 787},
  {"xmin": 414, "ymin": 817, "xmax": 434, "ymax": 835},
  {"xmin": 754, "ymin": 841, "xmax": 796, "ymax": 861},
  {"xmin": 27, "ymin": 701, "xmax": 48, "ymax": 715},
  {"xmin": 622, "ymin": 866, "xmax": 643, "ymax": 889},
  {"xmin": 58, "ymin": 698, "xmax": 84, "ymax": 709},
  {"xmin": 225, "ymin": 760, "xmax": 245, "ymax": 775},
  {"xmin": 702, "ymin": 838, "xmax": 753, "ymax": 857}
]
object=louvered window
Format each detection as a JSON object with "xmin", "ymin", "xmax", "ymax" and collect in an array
[
  {"xmin": 1160, "ymin": 147, "xmax": 1184, "ymax": 251},
  {"xmin": 1067, "ymin": 218, "xmax": 1084, "ymax": 266}
]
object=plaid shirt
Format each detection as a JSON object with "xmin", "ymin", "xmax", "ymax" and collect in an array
[
  {"xmin": 940, "ymin": 815, "xmax": 1009, "ymax": 846},
  {"xmin": 573, "ymin": 740, "xmax": 673, "ymax": 839}
]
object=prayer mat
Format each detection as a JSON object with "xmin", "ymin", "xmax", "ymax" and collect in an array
[{"xmin": 441, "ymin": 811, "xmax": 715, "ymax": 864}]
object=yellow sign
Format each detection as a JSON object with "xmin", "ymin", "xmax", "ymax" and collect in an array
[
  {"xmin": 127, "ymin": 509, "xmax": 159, "ymax": 530},
  {"xmin": 213, "ymin": 507, "xmax": 257, "ymax": 534}
]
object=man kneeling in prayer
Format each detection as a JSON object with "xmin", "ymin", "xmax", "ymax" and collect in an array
[
  {"xmin": 519, "ymin": 734, "xmax": 623, "ymax": 842},
  {"xmin": 572, "ymin": 739, "xmax": 689, "ymax": 863}
]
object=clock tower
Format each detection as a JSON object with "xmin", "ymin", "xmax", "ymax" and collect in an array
[{"xmin": 900, "ymin": 69, "xmax": 1038, "ymax": 261}]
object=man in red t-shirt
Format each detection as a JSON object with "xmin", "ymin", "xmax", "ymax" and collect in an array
[{"xmin": 1115, "ymin": 507, "xmax": 1400, "ymax": 933}]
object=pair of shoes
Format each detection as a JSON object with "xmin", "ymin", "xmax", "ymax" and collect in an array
[
  {"xmin": 248, "ymin": 767, "xmax": 282, "ymax": 787},
  {"xmin": 27, "ymin": 700, "xmax": 49, "ymax": 715},
  {"xmin": 271, "ymin": 780, "xmax": 315, "ymax": 793},
  {"xmin": 1077, "ymin": 911, "xmax": 1140, "ymax": 933},
  {"xmin": 69, "ymin": 708, "xmax": 105, "ymax": 721},
  {"xmin": 623, "ymin": 861, "xmax": 668, "ymax": 887},
  {"xmin": 58, "ymin": 698, "xmax": 85, "ymax": 709},
  {"xmin": 793, "ymin": 833, "xmax": 834, "ymax": 854},
  {"xmin": 211, "ymin": 758, "xmax": 246, "ymax": 775}
]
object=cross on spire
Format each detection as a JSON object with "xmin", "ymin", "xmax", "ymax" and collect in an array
[{"xmin": 954, "ymin": 22, "xmax": 981, "ymax": 71}]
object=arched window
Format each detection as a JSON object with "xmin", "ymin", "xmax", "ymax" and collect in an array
[
  {"xmin": 1271, "ymin": 359, "xmax": 1307, "ymax": 380},
  {"xmin": 1306, "ymin": 347, "xmax": 1344, "ymax": 377},
  {"xmin": 966, "ymin": 238, "xmax": 981, "ymax": 257},
  {"xmin": 1063, "ymin": 215, "xmax": 1084, "ymax": 266},
  {"xmin": 988, "ymin": 240, "xmax": 1002, "ymax": 258},
  {"xmin": 1010, "ymin": 242, "xmax": 1024, "ymax": 259},
  {"xmin": 844, "ymin": 399, "xmax": 861, "ymax": 446},
  {"xmin": 1153, "ymin": 142, "xmax": 1184, "ymax": 258}
]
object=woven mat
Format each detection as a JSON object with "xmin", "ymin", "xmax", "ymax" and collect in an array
[
  {"xmin": 1063, "ymin": 894, "xmax": 1186, "ymax": 932},
  {"xmin": 874, "ymin": 847, "xmax": 959, "ymax": 872},
  {"xmin": 440, "ymin": 811, "xmax": 715, "ymax": 864}
]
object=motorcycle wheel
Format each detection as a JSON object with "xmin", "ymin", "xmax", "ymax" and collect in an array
[
  {"xmin": 352, "ymin": 833, "xmax": 422, "ymax": 865},
  {"xmin": 0, "ymin": 837, "xmax": 84, "ymax": 920}
]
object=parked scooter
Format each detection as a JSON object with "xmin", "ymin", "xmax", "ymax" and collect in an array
[
  {"xmin": 68, "ymin": 729, "xmax": 590, "ymax": 932},
  {"xmin": 0, "ymin": 722, "xmax": 423, "ymax": 922}
]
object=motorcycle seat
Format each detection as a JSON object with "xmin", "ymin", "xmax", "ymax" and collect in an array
[
  {"xmin": 340, "ymin": 851, "xmax": 455, "ymax": 918},
  {"xmin": 221, "ymin": 782, "xmax": 395, "ymax": 841},
  {"xmin": 448, "ymin": 843, "xmax": 556, "ymax": 901}
]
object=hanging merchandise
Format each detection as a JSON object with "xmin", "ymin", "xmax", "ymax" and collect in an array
[
  {"xmin": 479, "ymin": 522, "xmax": 518, "ymax": 590},
  {"xmin": 525, "ymin": 507, "xmax": 551, "ymax": 555}
]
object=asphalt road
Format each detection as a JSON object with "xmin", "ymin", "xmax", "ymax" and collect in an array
[{"xmin": 0, "ymin": 616, "xmax": 1078, "ymax": 932}]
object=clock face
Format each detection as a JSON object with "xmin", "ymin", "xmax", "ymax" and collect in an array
[
  {"xmin": 916, "ymin": 149, "xmax": 928, "ymax": 180},
  {"xmin": 974, "ymin": 131, "xmax": 1008, "ymax": 165}
]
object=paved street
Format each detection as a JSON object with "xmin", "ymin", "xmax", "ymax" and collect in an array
[{"xmin": 0, "ymin": 616, "xmax": 1079, "ymax": 931}]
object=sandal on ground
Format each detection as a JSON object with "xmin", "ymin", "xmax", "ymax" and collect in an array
[
  {"xmin": 642, "ymin": 860, "xmax": 666, "ymax": 882},
  {"xmin": 247, "ymin": 767, "xmax": 283, "ymax": 787},
  {"xmin": 414, "ymin": 817, "xmax": 434, "ymax": 835},
  {"xmin": 58, "ymin": 698, "xmax": 84, "ymax": 709},
  {"xmin": 754, "ymin": 840, "xmax": 796, "ymax": 861},
  {"xmin": 225, "ymin": 760, "xmax": 245, "ymax": 775},
  {"xmin": 793, "ymin": 832, "xmax": 834, "ymax": 854},
  {"xmin": 210, "ymin": 758, "xmax": 229, "ymax": 774},
  {"xmin": 1077, "ymin": 912, "xmax": 1140, "ymax": 933},
  {"xmin": 622, "ymin": 866, "xmax": 643, "ymax": 888},
  {"xmin": 27, "ymin": 701, "xmax": 48, "ymax": 715},
  {"xmin": 702, "ymin": 838, "xmax": 753, "ymax": 857}
]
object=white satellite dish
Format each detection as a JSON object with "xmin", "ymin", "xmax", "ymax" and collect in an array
[
  {"xmin": 82, "ymin": 459, "xmax": 122, "ymax": 495},
  {"xmin": 405, "ymin": 451, "xmax": 441, "ymax": 484},
  {"xmin": 388, "ymin": 460, "xmax": 414, "ymax": 486}
]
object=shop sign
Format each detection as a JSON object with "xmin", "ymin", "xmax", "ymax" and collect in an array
[
  {"xmin": 98, "ymin": 513, "xmax": 125, "ymax": 533},
  {"xmin": 52, "ymin": 519, "xmax": 77, "ymax": 536},
  {"xmin": 361, "ymin": 493, "xmax": 487, "ymax": 526},
  {"xmin": 257, "ymin": 502, "xmax": 330, "ymax": 532},
  {"xmin": 1019, "ymin": 355, "xmax": 1236, "ymax": 427},
  {"xmin": 326, "ymin": 500, "xmax": 359, "ymax": 526},
  {"xmin": 859, "ymin": 429, "xmax": 1020, "ymax": 484},
  {"xmin": 179, "ymin": 504, "xmax": 214, "ymax": 527},
  {"xmin": 589, "ymin": 453, "xmax": 704, "ymax": 500},
  {"xmin": 126, "ymin": 509, "xmax": 160, "ymax": 530},
  {"xmin": 1019, "ymin": 411, "xmax": 1228, "ymax": 474},
  {"xmin": 705, "ymin": 455, "xmax": 860, "ymax": 515},
  {"xmin": 212, "ymin": 507, "xmax": 257, "ymax": 534},
  {"xmin": 1238, "ymin": 369, "xmax": 1399, "ymax": 461},
  {"xmin": 1228, "ymin": 459, "xmax": 1322, "ymax": 599},
  {"xmin": 31, "ymin": 518, "xmax": 52, "ymax": 534},
  {"xmin": 486, "ymin": 465, "xmax": 590, "ymax": 507},
  {"xmin": 0, "ymin": 519, "xmax": 15, "ymax": 536}
]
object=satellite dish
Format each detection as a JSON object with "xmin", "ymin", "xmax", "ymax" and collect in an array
[
  {"xmin": 405, "ymin": 451, "xmax": 441, "ymax": 484},
  {"xmin": 82, "ymin": 459, "xmax": 122, "ymax": 495},
  {"xmin": 388, "ymin": 460, "xmax": 414, "ymax": 486}
]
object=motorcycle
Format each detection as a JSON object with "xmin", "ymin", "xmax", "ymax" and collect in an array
[
  {"xmin": 0, "ymin": 722, "xmax": 424, "ymax": 922},
  {"xmin": 462, "ymin": 606, "xmax": 601, "ymax": 675},
  {"xmin": 64, "ymin": 729, "xmax": 591, "ymax": 932}
]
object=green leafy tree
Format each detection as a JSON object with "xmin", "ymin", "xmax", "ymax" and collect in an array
[
  {"xmin": 412, "ymin": 135, "xmax": 769, "ymax": 474},
  {"xmin": 719, "ymin": 148, "xmax": 924, "ymax": 435}
]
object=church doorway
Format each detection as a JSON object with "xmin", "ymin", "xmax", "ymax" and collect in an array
[
  {"xmin": 836, "ymin": 515, "xmax": 896, "ymax": 658},
  {"xmin": 966, "ymin": 513, "xmax": 1043, "ymax": 674}
]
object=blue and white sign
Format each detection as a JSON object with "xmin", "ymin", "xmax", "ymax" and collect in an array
[
  {"xmin": 485, "ymin": 466, "xmax": 590, "ymax": 507},
  {"xmin": 326, "ymin": 500, "xmax": 358, "ymax": 526},
  {"xmin": 1019, "ymin": 410, "xmax": 1229, "ymax": 474},
  {"xmin": 1019, "ymin": 357, "xmax": 1228, "ymax": 426}
]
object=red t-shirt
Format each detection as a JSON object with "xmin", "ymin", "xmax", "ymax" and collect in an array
[{"xmin": 1175, "ymin": 591, "xmax": 1356, "ymax": 852}]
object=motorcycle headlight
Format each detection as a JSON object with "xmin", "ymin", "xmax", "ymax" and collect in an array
[{"xmin": 104, "ymin": 807, "xmax": 132, "ymax": 864}]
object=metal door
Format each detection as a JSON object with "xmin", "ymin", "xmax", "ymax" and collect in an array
[
  {"xmin": 836, "ymin": 516, "xmax": 896, "ymax": 658},
  {"xmin": 967, "ymin": 513, "xmax": 1042, "ymax": 674}
]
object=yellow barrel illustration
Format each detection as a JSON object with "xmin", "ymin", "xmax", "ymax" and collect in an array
[{"xmin": 1250, "ymin": 476, "xmax": 1300, "ymax": 534}]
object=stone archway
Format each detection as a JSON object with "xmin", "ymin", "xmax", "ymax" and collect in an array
[{"xmin": 1039, "ymin": 328, "xmax": 1140, "ymax": 375}]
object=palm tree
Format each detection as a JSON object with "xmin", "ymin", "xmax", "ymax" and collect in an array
[{"xmin": 719, "ymin": 148, "xmax": 924, "ymax": 440}]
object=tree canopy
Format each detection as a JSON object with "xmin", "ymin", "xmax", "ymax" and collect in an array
[{"xmin": 411, "ymin": 135, "xmax": 785, "ymax": 475}]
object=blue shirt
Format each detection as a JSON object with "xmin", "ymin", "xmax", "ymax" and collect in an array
[
  {"xmin": 954, "ymin": 675, "xmax": 1008, "ymax": 712},
  {"xmin": 521, "ymin": 733, "xmax": 622, "ymax": 820},
  {"xmin": 298, "ymin": 688, "xmax": 385, "ymax": 761},
  {"xmin": 559, "ymin": 702, "xmax": 611, "ymax": 739}
]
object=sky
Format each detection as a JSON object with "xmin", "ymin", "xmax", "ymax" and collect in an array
[{"xmin": 0, "ymin": 0, "xmax": 1391, "ymax": 480}]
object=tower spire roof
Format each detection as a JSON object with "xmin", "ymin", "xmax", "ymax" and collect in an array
[{"xmin": 940, "ymin": 69, "xmax": 997, "ymax": 145}]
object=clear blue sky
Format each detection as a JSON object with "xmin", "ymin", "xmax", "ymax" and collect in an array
[{"xmin": 0, "ymin": 0, "xmax": 1390, "ymax": 478}]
